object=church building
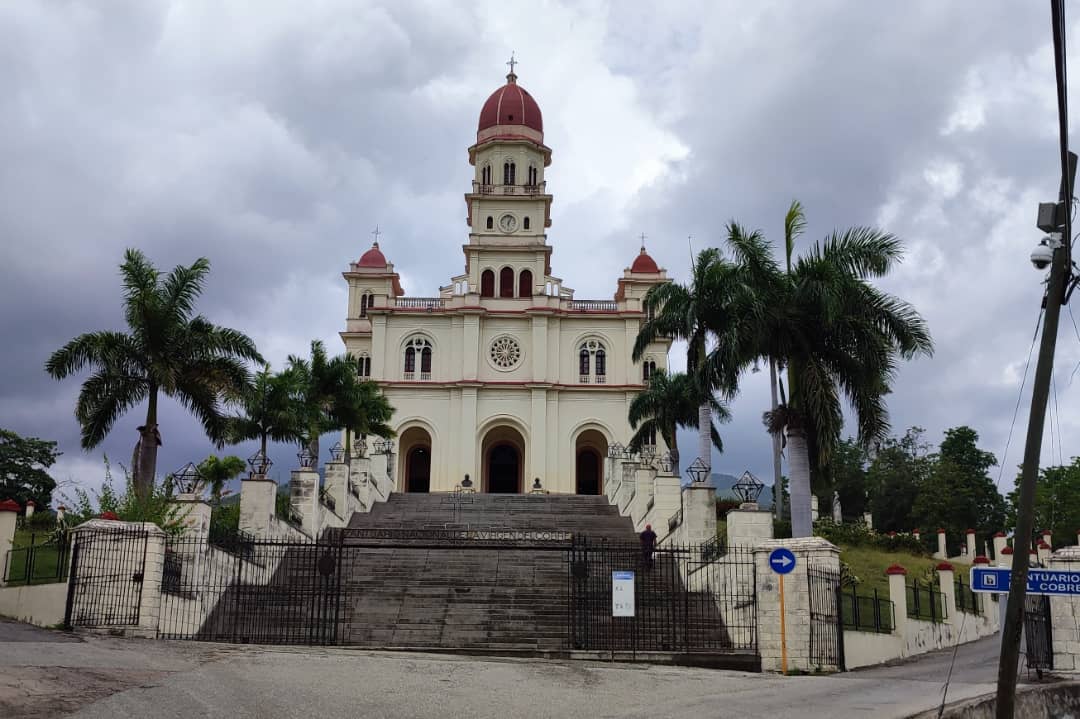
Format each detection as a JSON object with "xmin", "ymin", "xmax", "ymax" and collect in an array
[{"xmin": 340, "ymin": 67, "xmax": 672, "ymax": 495}]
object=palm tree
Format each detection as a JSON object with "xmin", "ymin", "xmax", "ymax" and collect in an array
[
  {"xmin": 287, "ymin": 340, "xmax": 356, "ymax": 463},
  {"xmin": 196, "ymin": 454, "xmax": 246, "ymax": 504},
  {"xmin": 329, "ymin": 375, "xmax": 396, "ymax": 462},
  {"xmin": 634, "ymin": 249, "xmax": 737, "ymax": 478},
  {"xmin": 223, "ymin": 365, "xmax": 305, "ymax": 460},
  {"xmin": 627, "ymin": 369, "xmax": 729, "ymax": 476},
  {"xmin": 45, "ymin": 249, "xmax": 262, "ymax": 497},
  {"xmin": 717, "ymin": 203, "xmax": 933, "ymax": 537}
]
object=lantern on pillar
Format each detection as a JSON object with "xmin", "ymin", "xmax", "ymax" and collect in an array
[
  {"xmin": 173, "ymin": 462, "xmax": 204, "ymax": 494},
  {"xmin": 329, "ymin": 441, "xmax": 345, "ymax": 463},
  {"xmin": 732, "ymin": 470, "xmax": 765, "ymax": 504},
  {"xmin": 607, "ymin": 442, "xmax": 624, "ymax": 460},
  {"xmin": 297, "ymin": 447, "xmax": 314, "ymax": 468},
  {"xmin": 247, "ymin": 450, "xmax": 273, "ymax": 478},
  {"xmin": 685, "ymin": 457, "xmax": 710, "ymax": 485}
]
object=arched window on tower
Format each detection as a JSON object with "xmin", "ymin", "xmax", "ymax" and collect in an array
[
  {"xmin": 480, "ymin": 269, "xmax": 495, "ymax": 297},
  {"xmin": 523, "ymin": 217, "xmax": 530, "ymax": 230},
  {"xmin": 579, "ymin": 340, "xmax": 607, "ymax": 384},
  {"xmin": 503, "ymin": 162, "xmax": 516, "ymax": 185},
  {"xmin": 579, "ymin": 348, "xmax": 591, "ymax": 382},
  {"xmin": 357, "ymin": 353, "xmax": 371, "ymax": 378},
  {"xmin": 518, "ymin": 269, "xmax": 532, "ymax": 298},
  {"xmin": 486, "ymin": 216, "xmax": 494, "ymax": 230},
  {"xmin": 481, "ymin": 164, "xmax": 492, "ymax": 186},
  {"xmin": 499, "ymin": 267, "xmax": 515, "ymax": 297},
  {"xmin": 642, "ymin": 360, "xmax": 657, "ymax": 382},
  {"xmin": 360, "ymin": 291, "xmax": 375, "ymax": 318},
  {"xmin": 644, "ymin": 426, "xmax": 657, "ymax": 446},
  {"xmin": 527, "ymin": 165, "xmax": 538, "ymax": 188},
  {"xmin": 403, "ymin": 337, "xmax": 433, "ymax": 381}
]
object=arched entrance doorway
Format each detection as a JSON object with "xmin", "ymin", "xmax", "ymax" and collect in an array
[
  {"xmin": 575, "ymin": 429, "xmax": 608, "ymax": 495},
  {"xmin": 481, "ymin": 425, "xmax": 525, "ymax": 494},
  {"xmin": 399, "ymin": 426, "xmax": 432, "ymax": 493}
]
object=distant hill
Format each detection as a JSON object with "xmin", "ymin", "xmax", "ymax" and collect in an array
[{"xmin": 704, "ymin": 473, "xmax": 775, "ymax": 508}]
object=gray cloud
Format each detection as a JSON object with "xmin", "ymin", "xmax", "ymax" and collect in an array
[{"xmin": 1, "ymin": 1, "xmax": 1076, "ymax": 498}]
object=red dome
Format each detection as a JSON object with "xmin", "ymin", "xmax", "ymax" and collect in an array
[
  {"xmin": 357, "ymin": 243, "xmax": 388, "ymax": 268},
  {"xmin": 478, "ymin": 74, "xmax": 543, "ymax": 134},
  {"xmin": 631, "ymin": 248, "xmax": 660, "ymax": 274}
]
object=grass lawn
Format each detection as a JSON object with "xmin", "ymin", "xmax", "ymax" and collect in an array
[
  {"xmin": 840, "ymin": 544, "xmax": 971, "ymax": 596},
  {"xmin": 5, "ymin": 528, "xmax": 69, "ymax": 585}
]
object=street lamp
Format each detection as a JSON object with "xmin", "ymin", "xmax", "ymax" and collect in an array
[
  {"xmin": 173, "ymin": 462, "xmax": 203, "ymax": 494},
  {"xmin": 329, "ymin": 441, "xmax": 345, "ymax": 463},
  {"xmin": 297, "ymin": 447, "xmax": 314, "ymax": 468},
  {"xmin": 247, "ymin": 450, "xmax": 273, "ymax": 478},
  {"xmin": 685, "ymin": 457, "xmax": 709, "ymax": 485},
  {"xmin": 732, "ymin": 470, "xmax": 764, "ymax": 505}
]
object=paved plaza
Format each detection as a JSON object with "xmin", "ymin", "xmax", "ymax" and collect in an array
[{"xmin": 1, "ymin": 619, "xmax": 1017, "ymax": 719}]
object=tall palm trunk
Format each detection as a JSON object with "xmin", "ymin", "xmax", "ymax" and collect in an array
[
  {"xmin": 697, "ymin": 402, "xmax": 711, "ymax": 476},
  {"xmin": 770, "ymin": 358, "xmax": 784, "ymax": 519},
  {"xmin": 134, "ymin": 389, "xmax": 159, "ymax": 499},
  {"xmin": 787, "ymin": 426, "xmax": 812, "ymax": 537},
  {"xmin": 667, "ymin": 421, "xmax": 681, "ymax": 477}
]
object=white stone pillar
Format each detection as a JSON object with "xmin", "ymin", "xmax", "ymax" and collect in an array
[
  {"xmin": 726, "ymin": 505, "xmax": 774, "ymax": 549},
  {"xmin": 24, "ymin": 500, "xmax": 35, "ymax": 519},
  {"xmin": 324, "ymin": 461, "xmax": 348, "ymax": 518},
  {"xmin": 0, "ymin": 499, "xmax": 19, "ymax": 587},
  {"xmin": 290, "ymin": 467, "xmax": 321, "ymax": 539},
  {"xmin": 965, "ymin": 529, "xmax": 977, "ymax": 559},
  {"xmin": 993, "ymin": 532, "xmax": 1008, "ymax": 561},
  {"xmin": 1042, "ymin": 529, "xmax": 1053, "ymax": 550},
  {"xmin": 56, "ymin": 505, "xmax": 66, "ymax": 524},
  {"xmin": 935, "ymin": 529, "xmax": 947, "ymax": 559},
  {"xmin": 650, "ymin": 472, "xmax": 681, "ymax": 530},
  {"xmin": 913, "ymin": 528, "xmax": 921, "ymax": 543},
  {"xmin": 937, "ymin": 562, "xmax": 956, "ymax": 625},
  {"xmin": 754, "ymin": 537, "xmax": 842, "ymax": 673},
  {"xmin": 887, "ymin": 564, "xmax": 909, "ymax": 640},
  {"xmin": 681, "ymin": 484, "xmax": 716, "ymax": 547},
  {"xmin": 810, "ymin": 495, "xmax": 819, "ymax": 522},
  {"xmin": 1038, "ymin": 541, "xmax": 1052, "ymax": 566},
  {"xmin": 239, "ymin": 476, "xmax": 278, "ymax": 538},
  {"xmin": 862, "ymin": 512, "xmax": 873, "ymax": 529},
  {"xmin": 998, "ymin": 546, "xmax": 1014, "ymax": 568},
  {"xmin": 1049, "ymin": 546, "xmax": 1080, "ymax": 671},
  {"xmin": 169, "ymin": 493, "xmax": 211, "ymax": 542}
]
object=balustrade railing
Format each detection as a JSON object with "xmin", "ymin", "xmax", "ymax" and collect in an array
[
  {"xmin": 569, "ymin": 300, "xmax": 619, "ymax": 311},
  {"xmin": 395, "ymin": 297, "xmax": 444, "ymax": 310}
]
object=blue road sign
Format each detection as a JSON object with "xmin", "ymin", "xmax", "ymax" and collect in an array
[
  {"xmin": 769, "ymin": 548, "xmax": 796, "ymax": 575},
  {"xmin": 971, "ymin": 566, "xmax": 1080, "ymax": 596}
]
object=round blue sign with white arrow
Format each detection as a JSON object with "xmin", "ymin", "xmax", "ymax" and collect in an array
[{"xmin": 769, "ymin": 547, "xmax": 796, "ymax": 575}]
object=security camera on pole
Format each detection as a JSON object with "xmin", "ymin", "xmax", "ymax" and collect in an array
[{"xmin": 997, "ymin": 3, "xmax": 1078, "ymax": 715}]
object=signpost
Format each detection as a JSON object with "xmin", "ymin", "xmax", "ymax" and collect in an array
[
  {"xmin": 972, "ymin": 567, "xmax": 1080, "ymax": 596},
  {"xmin": 612, "ymin": 571, "xmax": 635, "ymax": 661},
  {"xmin": 769, "ymin": 548, "xmax": 796, "ymax": 674}
]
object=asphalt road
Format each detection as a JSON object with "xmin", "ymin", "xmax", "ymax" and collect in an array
[{"xmin": 0, "ymin": 620, "xmax": 1024, "ymax": 719}]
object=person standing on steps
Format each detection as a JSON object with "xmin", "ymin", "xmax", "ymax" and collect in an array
[{"xmin": 639, "ymin": 524, "xmax": 657, "ymax": 569}]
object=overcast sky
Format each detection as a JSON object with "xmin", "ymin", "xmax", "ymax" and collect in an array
[{"xmin": 3, "ymin": 1, "xmax": 1078, "ymax": 501}]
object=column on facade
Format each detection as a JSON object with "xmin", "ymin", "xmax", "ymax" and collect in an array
[
  {"xmin": 459, "ymin": 386, "xmax": 479, "ymax": 485},
  {"xmin": 529, "ymin": 388, "xmax": 547, "ymax": 488}
]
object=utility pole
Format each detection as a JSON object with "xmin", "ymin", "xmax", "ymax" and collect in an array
[
  {"xmin": 996, "ymin": 3, "xmax": 1074, "ymax": 714},
  {"xmin": 770, "ymin": 358, "xmax": 784, "ymax": 520}
]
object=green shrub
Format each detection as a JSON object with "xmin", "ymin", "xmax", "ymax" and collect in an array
[
  {"xmin": 814, "ymin": 519, "xmax": 927, "ymax": 555},
  {"xmin": 715, "ymin": 499, "xmax": 741, "ymax": 517},
  {"xmin": 210, "ymin": 502, "xmax": 240, "ymax": 537},
  {"xmin": 23, "ymin": 511, "xmax": 58, "ymax": 531},
  {"xmin": 62, "ymin": 457, "xmax": 184, "ymax": 534}
]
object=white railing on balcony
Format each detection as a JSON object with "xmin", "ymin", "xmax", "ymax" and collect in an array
[
  {"xmin": 395, "ymin": 298, "xmax": 445, "ymax": 310},
  {"xmin": 420, "ymin": 372, "xmax": 431, "ymax": 381},
  {"xmin": 403, "ymin": 372, "xmax": 414, "ymax": 381},
  {"xmin": 569, "ymin": 300, "xmax": 619, "ymax": 312},
  {"xmin": 471, "ymin": 182, "xmax": 547, "ymax": 196},
  {"xmin": 595, "ymin": 375, "xmax": 606, "ymax": 384}
]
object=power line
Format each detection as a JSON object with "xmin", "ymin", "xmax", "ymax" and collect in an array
[{"xmin": 997, "ymin": 308, "xmax": 1045, "ymax": 490}]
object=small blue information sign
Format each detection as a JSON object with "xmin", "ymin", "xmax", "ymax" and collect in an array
[
  {"xmin": 971, "ymin": 566, "xmax": 1080, "ymax": 596},
  {"xmin": 769, "ymin": 548, "xmax": 796, "ymax": 575}
]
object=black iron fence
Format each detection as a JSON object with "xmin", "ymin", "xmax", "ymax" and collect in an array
[
  {"xmin": 158, "ymin": 533, "xmax": 341, "ymax": 645},
  {"xmin": 65, "ymin": 527, "xmax": 149, "ymax": 628},
  {"xmin": 568, "ymin": 538, "xmax": 757, "ymax": 655},
  {"xmin": 839, "ymin": 585, "xmax": 895, "ymax": 634},
  {"xmin": 807, "ymin": 565, "xmax": 845, "ymax": 670},
  {"xmin": 954, "ymin": 575, "xmax": 982, "ymax": 616},
  {"xmin": 1024, "ymin": 594, "xmax": 1053, "ymax": 675},
  {"xmin": 3, "ymin": 531, "xmax": 70, "ymax": 586},
  {"xmin": 907, "ymin": 582, "xmax": 947, "ymax": 622}
]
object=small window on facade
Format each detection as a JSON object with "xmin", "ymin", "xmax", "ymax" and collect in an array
[
  {"xmin": 403, "ymin": 337, "xmax": 432, "ymax": 380},
  {"xmin": 499, "ymin": 267, "xmax": 515, "ymax": 297},
  {"xmin": 404, "ymin": 347, "xmax": 416, "ymax": 374},
  {"xmin": 486, "ymin": 216, "xmax": 494, "ymax": 230},
  {"xmin": 579, "ymin": 348, "xmax": 590, "ymax": 376},
  {"xmin": 360, "ymin": 293, "xmax": 369, "ymax": 317},
  {"xmin": 643, "ymin": 360, "xmax": 656, "ymax": 382},
  {"xmin": 420, "ymin": 346, "xmax": 432, "ymax": 374},
  {"xmin": 645, "ymin": 427, "xmax": 656, "ymax": 446},
  {"xmin": 595, "ymin": 349, "xmax": 607, "ymax": 377},
  {"xmin": 503, "ymin": 162, "xmax": 516, "ymax": 185},
  {"xmin": 527, "ymin": 166, "xmax": 538, "ymax": 186},
  {"xmin": 518, "ymin": 269, "xmax": 532, "ymax": 298},
  {"xmin": 523, "ymin": 217, "xmax": 530, "ymax": 230},
  {"xmin": 481, "ymin": 164, "xmax": 491, "ymax": 185},
  {"xmin": 480, "ymin": 269, "xmax": 495, "ymax": 297},
  {"xmin": 358, "ymin": 354, "xmax": 371, "ymax": 378}
]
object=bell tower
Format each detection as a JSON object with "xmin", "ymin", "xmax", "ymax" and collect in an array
[{"xmin": 463, "ymin": 59, "xmax": 554, "ymax": 298}]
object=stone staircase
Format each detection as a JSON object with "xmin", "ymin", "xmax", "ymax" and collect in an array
[{"xmin": 332, "ymin": 493, "xmax": 737, "ymax": 657}]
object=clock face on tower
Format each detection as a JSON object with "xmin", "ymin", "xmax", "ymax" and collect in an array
[{"xmin": 498, "ymin": 214, "xmax": 517, "ymax": 233}]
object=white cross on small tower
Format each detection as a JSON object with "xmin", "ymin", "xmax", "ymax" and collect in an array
[
  {"xmin": 371, "ymin": 225, "xmax": 382, "ymax": 245},
  {"xmin": 506, "ymin": 52, "xmax": 518, "ymax": 83}
]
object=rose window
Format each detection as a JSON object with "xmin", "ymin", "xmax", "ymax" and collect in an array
[{"xmin": 489, "ymin": 336, "xmax": 522, "ymax": 369}]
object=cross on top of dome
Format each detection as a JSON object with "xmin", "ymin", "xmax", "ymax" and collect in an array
[{"xmin": 506, "ymin": 52, "xmax": 518, "ymax": 83}]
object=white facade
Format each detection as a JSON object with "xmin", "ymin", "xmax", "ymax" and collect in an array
[{"xmin": 340, "ymin": 70, "xmax": 672, "ymax": 495}]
